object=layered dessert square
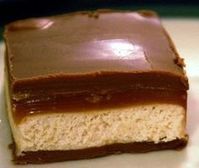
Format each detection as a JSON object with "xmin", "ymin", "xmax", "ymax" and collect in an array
[{"xmin": 4, "ymin": 10, "xmax": 188, "ymax": 164}]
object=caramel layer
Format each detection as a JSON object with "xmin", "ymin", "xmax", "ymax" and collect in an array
[{"xmin": 13, "ymin": 89, "xmax": 187, "ymax": 123}]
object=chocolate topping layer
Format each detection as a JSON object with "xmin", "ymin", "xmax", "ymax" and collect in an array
[{"xmin": 5, "ymin": 10, "xmax": 187, "ymax": 81}]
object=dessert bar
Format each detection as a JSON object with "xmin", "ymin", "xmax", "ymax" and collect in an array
[{"xmin": 4, "ymin": 10, "xmax": 188, "ymax": 164}]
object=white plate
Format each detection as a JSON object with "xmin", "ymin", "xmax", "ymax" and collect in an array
[{"xmin": 0, "ymin": 18, "xmax": 199, "ymax": 168}]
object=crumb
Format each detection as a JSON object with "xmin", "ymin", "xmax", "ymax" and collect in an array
[
  {"xmin": 88, "ymin": 11, "xmax": 99, "ymax": 19},
  {"xmin": 93, "ymin": 12, "xmax": 99, "ymax": 19},
  {"xmin": 174, "ymin": 57, "xmax": 185, "ymax": 68}
]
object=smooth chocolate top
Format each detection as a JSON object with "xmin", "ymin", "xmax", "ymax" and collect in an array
[{"xmin": 4, "ymin": 10, "xmax": 187, "ymax": 88}]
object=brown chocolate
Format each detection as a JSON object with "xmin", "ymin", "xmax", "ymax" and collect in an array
[
  {"xmin": 4, "ymin": 10, "xmax": 187, "ymax": 80},
  {"xmin": 12, "ymin": 139, "xmax": 187, "ymax": 164}
]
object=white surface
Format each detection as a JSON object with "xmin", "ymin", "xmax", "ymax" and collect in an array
[{"xmin": 0, "ymin": 18, "xmax": 199, "ymax": 168}]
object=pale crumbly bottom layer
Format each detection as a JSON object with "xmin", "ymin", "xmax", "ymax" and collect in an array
[{"xmin": 15, "ymin": 104, "xmax": 186, "ymax": 155}]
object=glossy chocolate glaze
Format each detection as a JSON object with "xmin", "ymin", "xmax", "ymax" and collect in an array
[
  {"xmin": 12, "ymin": 139, "xmax": 187, "ymax": 164},
  {"xmin": 4, "ymin": 10, "xmax": 189, "ymax": 122},
  {"xmin": 5, "ymin": 10, "xmax": 187, "ymax": 80}
]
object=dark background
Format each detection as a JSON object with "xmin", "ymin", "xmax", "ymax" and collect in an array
[
  {"xmin": 1, "ymin": 0, "xmax": 199, "ymax": 25},
  {"xmin": 0, "ymin": 0, "xmax": 199, "ymax": 39}
]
